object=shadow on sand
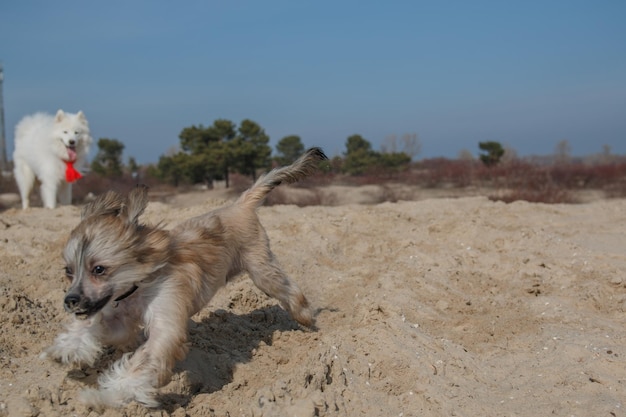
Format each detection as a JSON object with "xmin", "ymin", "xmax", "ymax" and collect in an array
[{"xmin": 158, "ymin": 304, "xmax": 307, "ymax": 409}]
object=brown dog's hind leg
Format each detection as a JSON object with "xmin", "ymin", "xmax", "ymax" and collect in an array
[{"xmin": 244, "ymin": 251, "xmax": 314, "ymax": 328}]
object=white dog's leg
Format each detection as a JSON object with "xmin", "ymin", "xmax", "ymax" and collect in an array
[
  {"xmin": 57, "ymin": 182, "xmax": 72, "ymax": 206},
  {"xmin": 40, "ymin": 177, "xmax": 59, "ymax": 209},
  {"xmin": 41, "ymin": 317, "xmax": 104, "ymax": 366},
  {"xmin": 80, "ymin": 287, "xmax": 189, "ymax": 408},
  {"xmin": 13, "ymin": 159, "xmax": 35, "ymax": 209}
]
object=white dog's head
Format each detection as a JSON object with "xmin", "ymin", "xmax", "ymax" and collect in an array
[{"xmin": 52, "ymin": 109, "xmax": 93, "ymax": 162}]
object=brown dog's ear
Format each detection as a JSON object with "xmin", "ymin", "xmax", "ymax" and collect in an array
[
  {"xmin": 126, "ymin": 185, "xmax": 149, "ymax": 225},
  {"xmin": 80, "ymin": 186, "xmax": 148, "ymax": 224},
  {"xmin": 81, "ymin": 190, "xmax": 126, "ymax": 220}
]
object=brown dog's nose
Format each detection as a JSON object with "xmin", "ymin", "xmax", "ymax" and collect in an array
[{"xmin": 64, "ymin": 293, "xmax": 80, "ymax": 310}]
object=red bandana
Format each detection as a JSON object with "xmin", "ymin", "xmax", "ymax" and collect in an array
[{"xmin": 65, "ymin": 160, "xmax": 82, "ymax": 183}]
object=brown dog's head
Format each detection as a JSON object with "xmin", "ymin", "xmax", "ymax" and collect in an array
[{"xmin": 62, "ymin": 186, "xmax": 168, "ymax": 318}]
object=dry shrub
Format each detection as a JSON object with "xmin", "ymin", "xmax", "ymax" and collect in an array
[
  {"xmin": 483, "ymin": 161, "xmax": 576, "ymax": 204},
  {"xmin": 549, "ymin": 162, "xmax": 626, "ymax": 189},
  {"xmin": 411, "ymin": 158, "xmax": 478, "ymax": 188},
  {"xmin": 549, "ymin": 164, "xmax": 595, "ymax": 188},
  {"xmin": 602, "ymin": 170, "xmax": 626, "ymax": 198},
  {"xmin": 488, "ymin": 160, "xmax": 626, "ymax": 203}
]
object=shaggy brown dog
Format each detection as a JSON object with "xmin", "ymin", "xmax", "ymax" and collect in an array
[{"xmin": 42, "ymin": 148, "xmax": 327, "ymax": 408}]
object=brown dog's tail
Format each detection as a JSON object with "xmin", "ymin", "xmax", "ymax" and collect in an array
[{"xmin": 238, "ymin": 147, "xmax": 328, "ymax": 209}]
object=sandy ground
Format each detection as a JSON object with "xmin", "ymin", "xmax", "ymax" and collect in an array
[{"xmin": 1, "ymin": 186, "xmax": 625, "ymax": 417}]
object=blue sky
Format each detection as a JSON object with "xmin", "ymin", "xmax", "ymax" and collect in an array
[{"xmin": 1, "ymin": 0, "xmax": 625, "ymax": 164}]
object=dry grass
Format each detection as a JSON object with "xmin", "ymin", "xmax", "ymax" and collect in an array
[
  {"xmin": 2, "ymin": 158, "xmax": 626, "ymax": 209},
  {"xmin": 261, "ymin": 157, "xmax": 626, "ymax": 206}
]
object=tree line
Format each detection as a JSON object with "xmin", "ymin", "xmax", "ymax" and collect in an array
[
  {"xmin": 90, "ymin": 118, "xmax": 416, "ymax": 186},
  {"xmin": 90, "ymin": 116, "xmax": 540, "ymax": 188}
]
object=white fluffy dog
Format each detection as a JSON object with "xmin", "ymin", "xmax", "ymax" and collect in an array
[{"xmin": 13, "ymin": 110, "xmax": 92, "ymax": 209}]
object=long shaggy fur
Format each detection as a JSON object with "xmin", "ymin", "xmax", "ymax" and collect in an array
[{"xmin": 42, "ymin": 148, "xmax": 328, "ymax": 408}]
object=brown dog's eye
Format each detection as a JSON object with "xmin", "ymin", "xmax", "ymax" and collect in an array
[
  {"xmin": 64, "ymin": 266, "xmax": 73, "ymax": 276},
  {"xmin": 92, "ymin": 265, "xmax": 106, "ymax": 275}
]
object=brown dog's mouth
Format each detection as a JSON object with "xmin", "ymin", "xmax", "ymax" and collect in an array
[
  {"xmin": 74, "ymin": 311, "xmax": 91, "ymax": 320},
  {"xmin": 69, "ymin": 294, "xmax": 113, "ymax": 318}
]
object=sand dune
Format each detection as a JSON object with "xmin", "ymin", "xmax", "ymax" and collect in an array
[{"xmin": 1, "ymin": 190, "xmax": 625, "ymax": 416}]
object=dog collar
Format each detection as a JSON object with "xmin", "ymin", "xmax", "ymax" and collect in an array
[{"xmin": 114, "ymin": 285, "xmax": 139, "ymax": 302}]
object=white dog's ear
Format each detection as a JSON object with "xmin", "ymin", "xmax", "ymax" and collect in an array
[
  {"xmin": 126, "ymin": 185, "xmax": 149, "ymax": 225},
  {"xmin": 55, "ymin": 109, "xmax": 65, "ymax": 122},
  {"xmin": 77, "ymin": 111, "xmax": 86, "ymax": 121}
]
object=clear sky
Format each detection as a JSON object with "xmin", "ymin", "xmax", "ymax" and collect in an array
[{"xmin": 1, "ymin": 0, "xmax": 625, "ymax": 164}]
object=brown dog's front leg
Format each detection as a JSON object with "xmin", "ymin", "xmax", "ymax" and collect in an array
[{"xmin": 79, "ymin": 285, "xmax": 190, "ymax": 408}]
